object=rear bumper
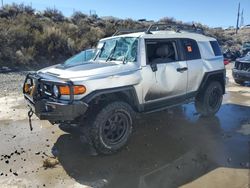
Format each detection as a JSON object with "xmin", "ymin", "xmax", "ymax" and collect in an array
[{"xmin": 232, "ymin": 69, "xmax": 250, "ymax": 81}]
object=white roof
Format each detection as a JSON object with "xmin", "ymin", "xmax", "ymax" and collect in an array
[{"xmin": 101, "ymin": 30, "xmax": 216, "ymax": 42}]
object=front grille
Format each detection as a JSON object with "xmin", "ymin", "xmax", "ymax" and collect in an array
[{"xmin": 235, "ymin": 61, "xmax": 250, "ymax": 72}]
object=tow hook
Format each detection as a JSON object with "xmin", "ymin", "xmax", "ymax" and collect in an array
[{"xmin": 28, "ymin": 109, "xmax": 34, "ymax": 131}]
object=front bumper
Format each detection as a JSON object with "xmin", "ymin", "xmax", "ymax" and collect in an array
[
  {"xmin": 25, "ymin": 95, "xmax": 88, "ymax": 121},
  {"xmin": 23, "ymin": 73, "xmax": 88, "ymax": 122},
  {"xmin": 232, "ymin": 68, "xmax": 250, "ymax": 81}
]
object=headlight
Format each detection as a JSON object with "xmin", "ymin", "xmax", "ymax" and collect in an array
[{"xmin": 53, "ymin": 85, "xmax": 59, "ymax": 97}]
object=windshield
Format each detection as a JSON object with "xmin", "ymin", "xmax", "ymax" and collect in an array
[
  {"xmin": 95, "ymin": 37, "xmax": 138, "ymax": 62},
  {"xmin": 63, "ymin": 49, "xmax": 95, "ymax": 66}
]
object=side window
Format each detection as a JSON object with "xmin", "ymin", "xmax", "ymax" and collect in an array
[
  {"xmin": 210, "ymin": 41, "xmax": 222, "ymax": 56},
  {"xmin": 146, "ymin": 40, "xmax": 179, "ymax": 65},
  {"xmin": 181, "ymin": 39, "xmax": 201, "ymax": 60}
]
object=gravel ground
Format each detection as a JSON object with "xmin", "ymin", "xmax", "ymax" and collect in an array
[{"xmin": 0, "ymin": 72, "xmax": 27, "ymax": 97}]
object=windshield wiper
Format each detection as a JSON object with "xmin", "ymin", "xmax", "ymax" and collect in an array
[{"xmin": 106, "ymin": 40, "xmax": 118, "ymax": 62}]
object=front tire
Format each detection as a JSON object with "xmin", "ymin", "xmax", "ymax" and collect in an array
[
  {"xmin": 88, "ymin": 101, "xmax": 134, "ymax": 155},
  {"xmin": 195, "ymin": 81, "xmax": 223, "ymax": 117}
]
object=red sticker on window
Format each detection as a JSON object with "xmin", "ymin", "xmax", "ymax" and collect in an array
[{"xmin": 187, "ymin": 46, "xmax": 192, "ymax": 52}]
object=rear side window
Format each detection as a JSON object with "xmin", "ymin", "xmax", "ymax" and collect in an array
[
  {"xmin": 210, "ymin": 41, "xmax": 222, "ymax": 56},
  {"xmin": 181, "ymin": 39, "xmax": 201, "ymax": 60}
]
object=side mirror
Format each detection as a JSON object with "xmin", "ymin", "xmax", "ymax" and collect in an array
[{"xmin": 150, "ymin": 63, "xmax": 158, "ymax": 72}]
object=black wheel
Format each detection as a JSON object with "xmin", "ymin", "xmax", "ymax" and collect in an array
[
  {"xmin": 88, "ymin": 101, "xmax": 134, "ymax": 155},
  {"xmin": 195, "ymin": 81, "xmax": 223, "ymax": 117},
  {"xmin": 234, "ymin": 79, "xmax": 244, "ymax": 85}
]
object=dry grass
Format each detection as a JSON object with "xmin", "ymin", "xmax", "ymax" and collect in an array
[{"xmin": 0, "ymin": 3, "xmax": 249, "ymax": 69}]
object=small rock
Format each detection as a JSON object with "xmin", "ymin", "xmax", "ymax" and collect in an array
[
  {"xmin": 13, "ymin": 172, "xmax": 18, "ymax": 176},
  {"xmin": 43, "ymin": 158, "xmax": 59, "ymax": 169},
  {"xmin": 5, "ymin": 160, "xmax": 9, "ymax": 164}
]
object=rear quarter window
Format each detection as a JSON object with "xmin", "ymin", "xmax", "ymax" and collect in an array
[
  {"xmin": 181, "ymin": 39, "xmax": 201, "ymax": 60},
  {"xmin": 210, "ymin": 41, "xmax": 222, "ymax": 56}
]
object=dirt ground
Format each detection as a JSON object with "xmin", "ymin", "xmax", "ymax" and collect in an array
[{"xmin": 0, "ymin": 64, "xmax": 249, "ymax": 188}]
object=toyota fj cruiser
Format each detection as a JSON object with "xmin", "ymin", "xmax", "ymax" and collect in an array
[{"xmin": 23, "ymin": 24, "xmax": 225, "ymax": 154}]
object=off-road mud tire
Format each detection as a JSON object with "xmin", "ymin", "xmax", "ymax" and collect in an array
[
  {"xmin": 195, "ymin": 81, "xmax": 223, "ymax": 117},
  {"xmin": 88, "ymin": 101, "xmax": 134, "ymax": 155}
]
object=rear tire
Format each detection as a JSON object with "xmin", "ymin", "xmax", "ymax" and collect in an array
[
  {"xmin": 195, "ymin": 81, "xmax": 223, "ymax": 117},
  {"xmin": 87, "ymin": 101, "xmax": 134, "ymax": 155}
]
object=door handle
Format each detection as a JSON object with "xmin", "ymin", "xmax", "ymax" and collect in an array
[{"xmin": 176, "ymin": 67, "xmax": 188, "ymax": 72}]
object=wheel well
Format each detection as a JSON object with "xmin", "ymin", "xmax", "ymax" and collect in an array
[
  {"xmin": 86, "ymin": 90, "xmax": 140, "ymax": 112},
  {"xmin": 199, "ymin": 72, "xmax": 225, "ymax": 94}
]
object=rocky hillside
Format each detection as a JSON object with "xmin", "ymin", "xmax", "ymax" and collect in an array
[{"xmin": 0, "ymin": 3, "xmax": 249, "ymax": 70}]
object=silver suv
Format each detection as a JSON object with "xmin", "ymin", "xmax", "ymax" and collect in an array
[{"xmin": 23, "ymin": 24, "xmax": 226, "ymax": 154}]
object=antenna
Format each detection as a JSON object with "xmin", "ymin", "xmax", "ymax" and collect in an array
[
  {"xmin": 236, "ymin": 2, "xmax": 240, "ymax": 34},
  {"xmin": 240, "ymin": 9, "xmax": 244, "ymax": 27}
]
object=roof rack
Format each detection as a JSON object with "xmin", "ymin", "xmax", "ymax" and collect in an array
[
  {"xmin": 145, "ymin": 23, "xmax": 204, "ymax": 34},
  {"xmin": 113, "ymin": 28, "xmax": 147, "ymax": 36},
  {"xmin": 113, "ymin": 23, "xmax": 204, "ymax": 36}
]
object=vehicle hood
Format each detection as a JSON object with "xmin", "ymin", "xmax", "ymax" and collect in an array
[
  {"xmin": 237, "ymin": 55, "xmax": 250, "ymax": 63},
  {"xmin": 38, "ymin": 61, "xmax": 140, "ymax": 80}
]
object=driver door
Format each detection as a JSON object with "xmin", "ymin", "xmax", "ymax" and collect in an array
[{"xmin": 142, "ymin": 39, "xmax": 188, "ymax": 111}]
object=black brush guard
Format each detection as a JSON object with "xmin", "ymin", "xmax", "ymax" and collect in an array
[{"xmin": 23, "ymin": 73, "xmax": 88, "ymax": 122}]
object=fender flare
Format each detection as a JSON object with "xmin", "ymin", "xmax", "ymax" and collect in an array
[
  {"xmin": 198, "ymin": 69, "xmax": 226, "ymax": 94},
  {"xmin": 82, "ymin": 86, "xmax": 142, "ymax": 112}
]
